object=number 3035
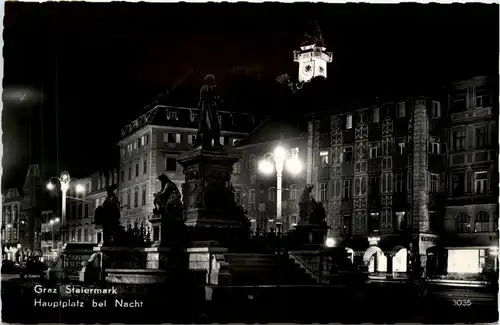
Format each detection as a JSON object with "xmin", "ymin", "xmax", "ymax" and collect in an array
[{"xmin": 453, "ymin": 299, "xmax": 471, "ymax": 306}]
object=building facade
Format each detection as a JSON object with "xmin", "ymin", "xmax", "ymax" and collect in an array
[
  {"xmin": 308, "ymin": 97, "xmax": 448, "ymax": 274},
  {"xmin": 443, "ymin": 76, "xmax": 499, "ymax": 276},
  {"xmin": 65, "ymin": 169, "xmax": 118, "ymax": 244},
  {"xmin": 40, "ymin": 209, "xmax": 61, "ymax": 262},
  {"xmin": 118, "ymin": 105, "xmax": 258, "ymax": 230},
  {"xmin": 2, "ymin": 188, "xmax": 24, "ymax": 261}
]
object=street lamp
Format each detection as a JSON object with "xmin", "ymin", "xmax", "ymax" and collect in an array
[
  {"xmin": 46, "ymin": 171, "xmax": 84, "ymax": 243},
  {"xmin": 325, "ymin": 237, "xmax": 336, "ymax": 248},
  {"xmin": 258, "ymin": 146, "xmax": 303, "ymax": 233}
]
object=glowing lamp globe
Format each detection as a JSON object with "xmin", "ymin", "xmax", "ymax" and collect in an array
[
  {"xmin": 325, "ymin": 237, "xmax": 335, "ymax": 248},
  {"xmin": 273, "ymin": 146, "xmax": 287, "ymax": 162},
  {"xmin": 75, "ymin": 184, "xmax": 85, "ymax": 193},
  {"xmin": 55, "ymin": 217, "xmax": 60, "ymax": 223},
  {"xmin": 49, "ymin": 220, "xmax": 54, "ymax": 225},
  {"xmin": 60, "ymin": 171, "xmax": 70, "ymax": 182},
  {"xmin": 286, "ymin": 158, "xmax": 303, "ymax": 175},
  {"xmin": 258, "ymin": 160, "xmax": 274, "ymax": 175},
  {"xmin": 46, "ymin": 183, "xmax": 55, "ymax": 191}
]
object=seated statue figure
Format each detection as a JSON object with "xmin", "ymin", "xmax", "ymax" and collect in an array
[
  {"xmin": 153, "ymin": 174, "xmax": 183, "ymax": 219},
  {"xmin": 298, "ymin": 184, "xmax": 315, "ymax": 222}
]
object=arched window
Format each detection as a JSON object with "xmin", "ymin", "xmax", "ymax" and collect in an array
[
  {"xmin": 455, "ymin": 213, "xmax": 470, "ymax": 233},
  {"xmin": 474, "ymin": 212, "xmax": 490, "ymax": 233}
]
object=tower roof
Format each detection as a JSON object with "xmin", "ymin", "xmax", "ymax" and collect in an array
[{"xmin": 301, "ymin": 21, "xmax": 326, "ymax": 48}]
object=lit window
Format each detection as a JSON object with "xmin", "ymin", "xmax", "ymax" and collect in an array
[
  {"xmin": 232, "ymin": 162, "xmax": 241, "ymax": 174},
  {"xmin": 346, "ymin": 114, "xmax": 352, "ymax": 129},
  {"xmin": 372, "ymin": 108, "xmax": 380, "ymax": 123},
  {"xmin": 369, "ymin": 142, "xmax": 380, "ymax": 159},
  {"xmin": 319, "ymin": 150, "xmax": 329, "ymax": 166},
  {"xmin": 188, "ymin": 134, "xmax": 197, "ymax": 145},
  {"xmin": 164, "ymin": 132, "xmax": 180, "ymax": 144},
  {"xmin": 397, "ymin": 141, "xmax": 406, "ymax": 155},
  {"xmin": 474, "ymin": 171, "xmax": 488, "ymax": 194}
]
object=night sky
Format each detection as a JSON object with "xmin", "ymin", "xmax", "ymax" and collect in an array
[{"xmin": 2, "ymin": 3, "xmax": 498, "ymax": 191}]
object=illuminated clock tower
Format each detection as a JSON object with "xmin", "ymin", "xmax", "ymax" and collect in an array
[{"xmin": 294, "ymin": 22, "xmax": 333, "ymax": 83}]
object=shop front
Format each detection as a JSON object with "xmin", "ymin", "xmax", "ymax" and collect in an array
[{"xmin": 446, "ymin": 247, "xmax": 498, "ymax": 277}]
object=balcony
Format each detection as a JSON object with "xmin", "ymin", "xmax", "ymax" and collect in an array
[
  {"xmin": 451, "ymin": 107, "xmax": 492, "ymax": 123},
  {"xmin": 450, "ymin": 150, "xmax": 496, "ymax": 166}
]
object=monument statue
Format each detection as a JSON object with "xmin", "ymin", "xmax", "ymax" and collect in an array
[
  {"xmin": 153, "ymin": 174, "xmax": 184, "ymax": 220},
  {"xmin": 194, "ymin": 74, "xmax": 222, "ymax": 149},
  {"xmin": 94, "ymin": 184, "xmax": 122, "ymax": 244},
  {"xmin": 298, "ymin": 184, "xmax": 326, "ymax": 224}
]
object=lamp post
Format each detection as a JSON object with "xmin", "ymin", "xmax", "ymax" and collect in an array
[
  {"xmin": 258, "ymin": 146, "xmax": 303, "ymax": 234},
  {"xmin": 47, "ymin": 171, "xmax": 84, "ymax": 244},
  {"xmin": 49, "ymin": 217, "xmax": 60, "ymax": 250}
]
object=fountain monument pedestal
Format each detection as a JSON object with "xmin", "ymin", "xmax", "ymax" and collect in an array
[{"xmin": 178, "ymin": 147, "xmax": 248, "ymax": 286}]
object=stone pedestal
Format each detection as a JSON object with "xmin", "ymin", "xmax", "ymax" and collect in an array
[
  {"xmin": 149, "ymin": 214, "xmax": 187, "ymax": 248},
  {"xmin": 294, "ymin": 221, "xmax": 328, "ymax": 249},
  {"xmin": 178, "ymin": 147, "xmax": 248, "ymax": 247}
]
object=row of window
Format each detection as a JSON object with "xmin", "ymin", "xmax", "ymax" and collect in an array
[
  {"xmin": 123, "ymin": 134, "xmax": 149, "ymax": 155},
  {"xmin": 336, "ymin": 211, "xmax": 409, "ymax": 235},
  {"xmin": 2, "ymin": 205, "xmax": 20, "ymax": 224},
  {"xmin": 67, "ymin": 202, "xmax": 91, "ymax": 220},
  {"xmin": 451, "ymin": 126, "xmax": 490, "ymax": 151},
  {"xmin": 163, "ymin": 132, "xmax": 240, "ymax": 147},
  {"xmin": 452, "ymin": 88, "xmax": 491, "ymax": 110},
  {"xmin": 341, "ymin": 101, "xmax": 442, "ymax": 130},
  {"xmin": 318, "ymin": 140, "xmax": 447, "ymax": 166},
  {"xmin": 455, "ymin": 212, "xmax": 495, "ymax": 233},
  {"xmin": 94, "ymin": 173, "xmax": 117, "ymax": 192},
  {"xmin": 63, "ymin": 227, "xmax": 94, "ymax": 243},
  {"xmin": 121, "ymin": 158, "xmax": 148, "ymax": 182},
  {"xmin": 121, "ymin": 186, "xmax": 148, "ymax": 209},
  {"xmin": 452, "ymin": 171, "xmax": 490, "ymax": 195}
]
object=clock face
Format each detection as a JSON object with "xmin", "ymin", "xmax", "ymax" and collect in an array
[{"xmin": 303, "ymin": 64, "xmax": 313, "ymax": 75}]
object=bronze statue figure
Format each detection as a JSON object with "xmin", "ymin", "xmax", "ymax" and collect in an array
[
  {"xmin": 298, "ymin": 184, "xmax": 314, "ymax": 221},
  {"xmin": 194, "ymin": 74, "xmax": 222, "ymax": 148},
  {"xmin": 94, "ymin": 184, "xmax": 121, "ymax": 244},
  {"xmin": 153, "ymin": 174, "xmax": 184, "ymax": 220},
  {"xmin": 298, "ymin": 184, "xmax": 327, "ymax": 225}
]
